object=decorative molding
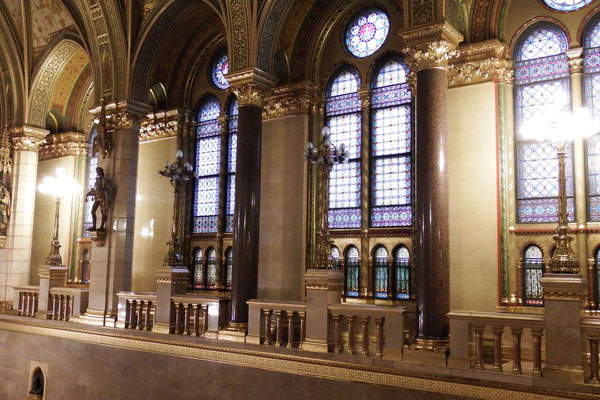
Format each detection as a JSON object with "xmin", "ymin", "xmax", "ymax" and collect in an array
[
  {"xmin": 262, "ymin": 82, "xmax": 317, "ymax": 120},
  {"xmin": 402, "ymin": 40, "xmax": 458, "ymax": 71},
  {"xmin": 540, "ymin": 274, "xmax": 587, "ymax": 302},
  {"xmin": 91, "ymin": 100, "xmax": 151, "ymax": 132},
  {"xmin": 448, "ymin": 41, "xmax": 513, "ymax": 87},
  {"xmin": 38, "ymin": 132, "xmax": 87, "ymax": 161},
  {"xmin": 155, "ymin": 266, "xmax": 189, "ymax": 285},
  {"xmin": 401, "ymin": 22, "xmax": 464, "ymax": 71},
  {"xmin": 9, "ymin": 126, "xmax": 48, "ymax": 152},
  {"xmin": 139, "ymin": 109, "xmax": 195, "ymax": 142},
  {"xmin": 227, "ymin": 68, "xmax": 277, "ymax": 107},
  {"xmin": 400, "ymin": 20, "xmax": 464, "ymax": 49},
  {"xmin": 304, "ymin": 269, "xmax": 344, "ymax": 291}
]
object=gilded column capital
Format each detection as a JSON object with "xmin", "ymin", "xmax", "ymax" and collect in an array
[
  {"xmin": 218, "ymin": 115, "xmax": 229, "ymax": 132},
  {"xmin": 139, "ymin": 108, "xmax": 195, "ymax": 142},
  {"xmin": 567, "ymin": 48, "xmax": 584, "ymax": 74},
  {"xmin": 400, "ymin": 20, "xmax": 463, "ymax": 71},
  {"xmin": 227, "ymin": 68, "xmax": 277, "ymax": 107},
  {"xmin": 91, "ymin": 100, "xmax": 151, "ymax": 131},
  {"xmin": 9, "ymin": 125, "xmax": 48, "ymax": 152},
  {"xmin": 39, "ymin": 132, "xmax": 88, "ymax": 161},
  {"xmin": 263, "ymin": 82, "xmax": 317, "ymax": 120},
  {"xmin": 447, "ymin": 40, "xmax": 513, "ymax": 87},
  {"xmin": 358, "ymin": 89, "xmax": 371, "ymax": 109}
]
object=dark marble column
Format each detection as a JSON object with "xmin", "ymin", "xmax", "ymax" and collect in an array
[{"xmin": 414, "ymin": 66, "xmax": 450, "ymax": 343}]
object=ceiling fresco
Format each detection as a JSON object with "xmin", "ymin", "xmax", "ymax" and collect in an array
[{"xmin": 31, "ymin": 0, "xmax": 75, "ymax": 49}]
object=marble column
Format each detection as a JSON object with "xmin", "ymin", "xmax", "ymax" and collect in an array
[
  {"xmin": 221, "ymin": 70, "xmax": 275, "ymax": 339},
  {"xmin": 0, "ymin": 126, "xmax": 47, "ymax": 303},
  {"xmin": 358, "ymin": 89, "xmax": 372, "ymax": 299},
  {"xmin": 401, "ymin": 24, "xmax": 462, "ymax": 349},
  {"xmin": 81, "ymin": 100, "xmax": 149, "ymax": 325}
]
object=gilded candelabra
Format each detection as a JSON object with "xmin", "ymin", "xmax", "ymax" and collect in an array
[
  {"xmin": 304, "ymin": 126, "xmax": 350, "ymax": 269},
  {"xmin": 158, "ymin": 150, "xmax": 197, "ymax": 267}
]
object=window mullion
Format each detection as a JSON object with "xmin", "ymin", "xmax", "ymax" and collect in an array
[{"xmin": 359, "ymin": 88, "xmax": 371, "ymax": 299}]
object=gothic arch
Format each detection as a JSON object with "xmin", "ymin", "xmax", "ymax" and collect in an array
[
  {"xmin": 256, "ymin": 0, "xmax": 296, "ymax": 72},
  {"xmin": 0, "ymin": 3, "xmax": 24, "ymax": 127}
]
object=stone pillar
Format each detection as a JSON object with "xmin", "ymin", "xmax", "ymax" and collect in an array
[
  {"xmin": 36, "ymin": 264, "xmax": 68, "ymax": 319},
  {"xmin": 80, "ymin": 100, "xmax": 150, "ymax": 326},
  {"xmin": 541, "ymin": 274, "xmax": 586, "ymax": 383},
  {"xmin": 0, "ymin": 126, "xmax": 47, "ymax": 303},
  {"xmin": 358, "ymin": 89, "xmax": 371, "ymax": 299},
  {"xmin": 401, "ymin": 22, "xmax": 462, "ymax": 351},
  {"xmin": 215, "ymin": 115, "xmax": 229, "ymax": 289},
  {"xmin": 219, "ymin": 69, "xmax": 275, "ymax": 341}
]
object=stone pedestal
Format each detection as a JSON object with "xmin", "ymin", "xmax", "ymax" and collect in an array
[
  {"xmin": 36, "ymin": 264, "xmax": 68, "ymax": 319},
  {"xmin": 153, "ymin": 266, "xmax": 189, "ymax": 334},
  {"xmin": 302, "ymin": 269, "xmax": 344, "ymax": 353},
  {"xmin": 541, "ymin": 273, "xmax": 586, "ymax": 383}
]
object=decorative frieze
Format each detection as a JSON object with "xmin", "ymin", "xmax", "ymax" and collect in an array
[
  {"xmin": 38, "ymin": 132, "xmax": 88, "ymax": 161},
  {"xmin": 9, "ymin": 126, "xmax": 48, "ymax": 153},
  {"xmin": 400, "ymin": 21, "xmax": 464, "ymax": 71},
  {"xmin": 447, "ymin": 40, "xmax": 512, "ymax": 87},
  {"xmin": 262, "ymin": 82, "xmax": 317, "ymax": 120},
  {"xmin": 227, "ymin": 68, "xmax": 277, "ymax": 107},
  {"xmin": 139, "ymin": 109, "xmax": 196, "ymax": 142}
]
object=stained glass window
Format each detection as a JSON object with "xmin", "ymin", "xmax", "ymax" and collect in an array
[
  {"xmin": 194, "ymin": 97, "xmax": 221, "ymax": 233},
  {"xmin": 374, "ymin": 246, "xmax": 388, "ymax": 299},
  {"xmin": 370, "ymin": 58, "xmax": 412, "ymax": 227},
  {"xmin": 345, "ymin": 246, "xmax": 360, "ymax": 297},
  {"xmin": 345, "ymin": 8, "xmax": 389, "ymax": 58},
  {"xmin": 212, "ymin": 50, "xmax": 230, "ymax": 90},
  {"xmin": 326, "ymin": 68, "xmax": 362, "ymax": 229},
  {"xmin": 83, "ymin": 126, "xmax": 98, "ymax": 236},
  {"xmin": 542, "ymin": 0, "xmax": 592, "ymax": 11},
  {"xmin": 514, "ymin": 23, "xmax": 574, "ymax": 223},
  {"xmin": 595, "ymin": 248, "xmax": 600, "ymax": 308},
  {"xmin": 206, "ymin": 248, "xmax": 217, "ymax": 289},
  {"xmin": 225, "ymin": 247, "xmax": 233, "ymax": 290},
  {"xmin": 193, "ymin": 248, "xmax": 204, "ymax": 289},
  {"xmin": 226, "ymin": 99, "xmax": 238, "ymax": 232},
  {"xmin": 331, "ymin": 246, "xmax": 340, "ymax": 270},
  {"xmin": 394, "ymin": 246, "xmax": 410, "ymax": 299},
  {"xmin": 584, "ymin": 16, "xmax": 600, "ymax": 221},
  {"xmin": 523, "ymin": 245, "xmax": 544, "ymax": 306}
]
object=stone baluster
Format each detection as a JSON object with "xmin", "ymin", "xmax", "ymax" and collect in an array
[
  {"xmin": 492, "ymin": 325, "xmax": 504, "ymax": 372},
  {"xmin": 202, "ymin": 305, "xmax": 209, "ymax": 336},
  {"xmin": 299, "ymin": 311, "xmax": 306, "ymax": 349},
  {"xmin": 589, "ymin": 334, "xmax": 600, "ymax": 383},
  {"xmin": 346, "ymin": 316, "xmax": 356, "ymax": 355},
  {"xmin": 18, "ymin": 292, "xmax": 24, "ymax": 315},
  {"xmin": 184, "ymin": 303, "xmax": 191, "ymax": 336},
  {"xmin": 274, "ymin": 310, "xmax": 283, "ymax": 346},
  {"xmin": 129, "ymin": 300, "xmax": 137, "ymax": 329},
  {"xmin": 531, "ymin": 329, "xmax": 543, "ymax": 377},
  {"xmin": 33, "ymin": 294, "xmax": 39, "ymax": 316},
  {"xmin": 68, "ymin": 296, "xmax": 73, "ymax": 320},
  {"xmin": 146, "ymin": 301, "xmax": 153, "ymax": 331},
  {"xmin": 193, "ymin": 304, "xmax": 200, "ymax": 337},
  {"xmin": 360, "ymin": 316, "xmax": 370, "ymax": 356},
  {"xmin": 174, "ymin": 302, "xmax": 182, "ymax": 334},
  {"xmin": 473, "ymin": 325, "xmax": 485, "ymax": 369},
  {"xmin": 24, "ymin": 293, "xmax": 30, "ymax": 317},
  {"xmin": 57, "ymin": 295, "xmax": 64, "ymax": 320},
  {"xmin": 511, "ymin": 327, "xmax": 523, "ymax": 374},
  {"xmin": 124, "ymin": 300, "xmax": 131, "ymax": 329},
  {"xmin": 263, "ymin": 309, "xmax": 272, "ymax": 345},
  {"xmin": 375, "ymin": 317, "xmax": 384, "ymax": 358},
  {"xmin": 63, "ymin": 296, "xmax": 70, "ymax": 321},
  {"xmin": 287, "ymin": 311, "xmax": 295, "ymax": 349},
  {"xmin": 332, "ymin": 314, "xmax": 342, "ymax": 353},
  {"xmin": 137, "ymin": 301, "xmax": 144, "ymax": 330}
]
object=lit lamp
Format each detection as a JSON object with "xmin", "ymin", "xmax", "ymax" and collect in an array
[
  {"xmin": 522, "ymin": 107, "xmax": 600, "ymax": 273},
  {"xmin": 304, "ymin": 126, "xmax": 350, "ymax": 269},
  {"xmin": 37, "ymin": 167, "xmax": 80, "ymax": 265}
]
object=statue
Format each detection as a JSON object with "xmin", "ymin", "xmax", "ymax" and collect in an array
[
  {"xmin": 29, "ymin": 375, "xmax": 43, "ymax": 395},
  {"xmin": 86, "ymin": 167, "xmax": 113, "ymax": 231},
  {"xmin": 0, "ymin": 181, "xmax": 10, "ymax": 236}
]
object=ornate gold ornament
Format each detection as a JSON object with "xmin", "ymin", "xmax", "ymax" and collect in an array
[
  {"xmin": 403, "ymin": 40, "xmax": 458, "ymax": 71},
  {"xmin": 0, "ymin": 129, "xmax": 12, "ymax": 175},
  {"xmin": 38, "ymin": 132, "xmax": 88, "ymax": 161},
  {"xmin": 9, "ymin": 126, "xmax": 48, "ymax": 152},
  {"xmin": 227, "ymin": 68, "xmax": 277, "ymax": 107},
  {"xmin": 139, "ymin": 109, "xmax": 195, "ymax": 142},
  {"xmin": 400, "ymin": 21, "xmax": 463, "ymax": 71},
  {"xmin": 262, "ymin": 83, "xmax": 317, "ymax": 120},
  {"xmin": 447, "ymin": 40, "xmax": 512, "ymax": 87}
]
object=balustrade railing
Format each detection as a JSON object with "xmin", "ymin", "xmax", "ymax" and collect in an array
[
  {"xmin": 328, "ymin": 304, "xmax": 405, "ymax": 359},
  {"xmin": 581, "ymin": 316, "xmax": 600, "ymax": 383},
  {"xmin": 116, "ymin": 292, "xmax": 157, "ymax": 331},
  {"xmin": 448, "ymin": 311, "xmax": 545, "ymax": 375},
  {"xmin": 247, "ymin": 300, "xmax": 306, "ymax": 348},
  {"xmin": 13, "ymin": 286, "xmax": 39, "ymax": 317},
  {"xmin": 49, "ymin": 287, "xmax": 88, "ymax": 321},
  {"xmin": 171, "ymin": 294, "xmax": 230, "ymax": 338}
]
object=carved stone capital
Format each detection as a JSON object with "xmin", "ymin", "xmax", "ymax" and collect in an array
[
  {"xmin": 403, "ymin": 40, "xmax": 457, "ymax": 70},
  {"xmin": 358, "ymin": 89, "xmax": 371, "ymax": 109},
  {"xmin": 400, "ymin": 21, "xmax": 463, "ymax": 67},
  {"xmin": 263, "ymin": 82, "xmax": 317, "ymax": 120},
  {"xmin": 227, "ymin": 68, "xmax": 277, "ymax": 107},
  {"xmin": 39, "ymin": 132, "xmax": 88, "ymax": 161},
  {"xmin": 568, "ymin": 57, "xmax": 584, "ymax": 74},
  {"xmin": 9, "ymin": 125, "xmax": 48, "ymax": 152},
  {"xmin": 540, "ymin": 273, "xmax": 587, "ymax": 302},
  {"xmin": 91, "ymin": 100, "xmax": 151, "ymax": 131},
  {"xmin": 139, "ymin": 109, "xmax": 195, "ymax": 143}
]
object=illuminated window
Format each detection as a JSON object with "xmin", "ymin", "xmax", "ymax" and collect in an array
[
  {"xmin": 394, "ymin": 246, "xmax": 410, "ymax": 299},
  {"xmin": 211, "ymin": 50, "xmax": 230, "ymax": 89},
  {"xmin": 225, "ymin": 247, "xmax": 233, "ymax": 290},
  {"xmin": 523, "ymin": 245, "xmax": 544, "ymax": 306},
  {"xmin": 541, "ymin": 0, "xmax": 592, "ymax": 11},
  {"xmin": 331, "ymin": 246, "xmax": 340, "ymax": 270},
  {"xmin": 373, "ymin": 246, "xmax": 389, "ymax": 298},
  {"xmin": 226, "ymin": 100, "xmax": 238, "ymax": 233},
  {"xmin": 206, "ymin": 248, "xmax": 217, "ymax": 289},
  {"xmin": 345, "ymin": 8, "xmax": 389, "ymax": 58},
  {"xmin": 193, "ymin": 248, "xmax": 204, "ymax": 289},
  {"xmin": 345, "ymin": 246, "xmax": 360, "ymax": 297}
]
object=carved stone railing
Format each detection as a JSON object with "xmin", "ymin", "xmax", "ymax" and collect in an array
[
  {"xmin": 171, "ymin": 294, "xmax": 230, "ymax": 338},
  {"xmin": 13, "ymin": 286, "xmax": 39, "ymax": 317},
  {"xmin": 116, "ymin": 292, "xmax": 157, "ymax": 331},
  {"xmin": 448, "ymin": 311, "xmax": 545, "ymax": 375},
  {"xmin": 247, "ymin": 300, "xmax": 307, "ymax": 348},
  {"xmin": 49, "ymin": 287, "xmax": 88, "ymax": 321},
  {"xmin": 581, "ymin": 316, "xmax": 600, "ymax": 383},
  {"xmin": 328, "ymin": 304, "xmax": 406, "ymax": 359}
]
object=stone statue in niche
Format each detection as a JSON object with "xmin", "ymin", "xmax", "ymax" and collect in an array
[
  {"xmin": 86, "ymin": 167, "xmax": 114, "ymax": 232},
  {"xmin": 0, "ymin": 180, "xmax": 10, "ymax": 236},
  {"xmin": 29, "ymin": 375, "xmax": 43, "ymax": 395}
]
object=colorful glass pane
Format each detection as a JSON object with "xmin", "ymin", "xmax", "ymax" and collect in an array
[
  {"xmin": 206, "ymin": 248, "xmax": 217, "ymax": 288},
  {"xmin": 542, "ymin": 0, "xmax": 592, "ymax": 11},
  {"xmin": 193, "ymin": 248, "xmax": 204, "ymax": 288},
  {"xmin": 373, "ymin": 59, "xmax": 408, "ymax": 88},
  {"xmin": 585, "ymin": 24, "xmax": 600, "ymax": 222},
  {"xmin": 345, "ymin": 8, "xmax": 389, "ymax": 58},
  {"xmin": 198, "ymin": 97, "xmax": 220, "ymax": 123},
  {"xmin": 196, "ymin": 137, "xmax": 221, "ymax": 176},
  {"xmin": 523, "ymin": 245, "xmax": 543, "ymax": 306},
  {"xmin": 226, "ymin": 99, "xmax": 238, "ymax": 233},
  {"xmin": 226, "ymin": 248, "xmax": 233, "ymax": 290},
  {"xmin": 372, "ymin": 156, "xmax": 411, "ymax": 206},
  {"xmin": 371, "ymin": 106, "xmax": 411, "ymax": 155},
  {"xmin": 195, "ymin": 177, "xmax": 219, "ymax": 216},
  {"xmin": 329, "ymin": 161, "xmax": 360, "ymax": 209},
  {"xmin": 345, "ymin": 246, "xmax": 359, "ymax": 297},
  {"xmin": 514, "ymin": 80, "xmax": 570, "ymax": 132},
  {"xmin": 585, "ymin": 17, "xmax": 600, "ymax": 48},
  {"xmin": 211, "ymin": 51, "xmax": 230, "ymax": 89},
  {"xmin": 226, "ymin": 175, "xmax": 235, "ymax": 232},
  {"xmin": 83, "ymin": 127, "xmax": 98, "ymax": 236},
  {"xmin": 514, "ymin": 24, "xmax": 568, "ymax": 62},
  {"xmin": 327, "ymin": 70, "xmax": 360, "ymax": 96}
]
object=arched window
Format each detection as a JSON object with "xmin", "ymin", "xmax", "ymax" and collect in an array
[
  {"xmin": 83, "ymin": 125, "xmax": 98, "ymax": 235},
  {"xmin": 370, "ymin": 57, "xmax": 412, "ymax": 227},
  {"xmin": 523, "ymin": 245, "xmax": 544, "ymax": 306},
  {"xmin": 542, "ymin": 0, "xmax": 592, "ymax": 12},
  {"xmin": 393, "ymin": 246, "xmax": 410, "ymax": 299},
  {"xmin": 225, "ymin": 247, "xmax": 233, "ymax": 290},
  {"xmin": 595, "ymin": 246, "xmax": 600, "ymax": 308},
  {"xmin": 80, "ymin": 249, "xmax": 90, "ymax": 284},
  {"xmin": 331, "ymin": 246, "xmax": 340, "ymax": 269},
  {"xmin": 373, "ymin": 246, "xmax": 389, "ymax": 298},
  {"xmin": 193, "ymin": 248, "xmax": 204, "ymax": 289},
  {"xmin": 206, "ymin": 248, "xmax": 217, "ymax": 289},
  {"xmin": 345, "ymin": 246, "xmax": 360, "ymax": 297},
  {"xmin": 326, "ymin": 68, "xmax": 362, "ymax": 229},
  {"xmin": 194, "ymin": 97, "xmax": 221, "ymax": 233},
  {"xmin": 226, "ymin": 99, "xmax": 238, "ymax": 232},
  {"xmin": 514, "ymin": 22, "xmax": 574, "ymax": 223},
  {"xmin": 584, "ymin": 15, "xmax": 600, "ymax": 220}
]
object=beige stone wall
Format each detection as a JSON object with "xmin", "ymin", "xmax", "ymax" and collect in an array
[
  {"xmin": 258, "ymin": 114, "xmax": 309, "ymax": 301},
  {"xmin": 30, "ymin": 156, "xmax": 80, "ymax": 286},
  {"xmin": 448, "ymin": 81, "xmax": 499, "ymax": 312},
  {"xmin": 131, "ymin": 137, "xmax": 177, "ymax": 293}
]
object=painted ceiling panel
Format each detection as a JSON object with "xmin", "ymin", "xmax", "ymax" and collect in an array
[
  {"xmin": 5, "ymin": 0, "xmax": 23, "ymax": 39},
  {"xmin": 31, "ymin": 0, "xmax": 75, "ymax": 49}
]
